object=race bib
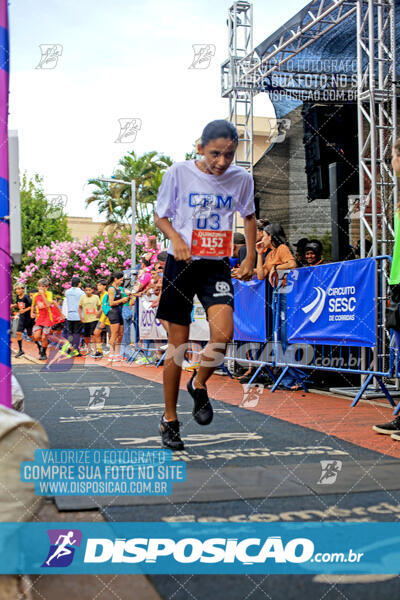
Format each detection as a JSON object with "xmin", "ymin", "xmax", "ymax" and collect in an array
[
  {"xmin": 86, "ymin": 308, "xmax": 96, "ymax": 314},
  {"xmin": 191, "ymin": 230, "xmax": 233, "ymax": 257},
  {"xmin": 37, "ymin": 302, "xmax": 45, "ymax": 309},
  {"xmin": 17, "ymin": 302, "xmax": 25, "ymax": 310}
]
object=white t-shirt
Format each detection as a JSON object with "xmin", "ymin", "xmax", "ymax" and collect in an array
[{"xmin": 155, "ymin": 160, "xmax": 255, "ymax": 260}]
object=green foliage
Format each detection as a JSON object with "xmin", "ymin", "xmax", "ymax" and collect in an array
[
  {"xmin": 185, "ymin": 147, "xmax": 198, "ymax": 161},
  {"xmin": 13, "ymin": 174, "xmax": 71, "ymax": 280},
  {"xmin": 20, "ymin": 173, "xmax": 71, "ymax": 251},
  {"xmin": 86, "ymin": 151, "xmax": 173, "ymax": 234},
  {"xmin": 320, "ymin": 231, "xmax": 332, "ymax": 260}
]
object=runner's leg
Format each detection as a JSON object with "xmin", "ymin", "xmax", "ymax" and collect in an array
[
  {"xmin": 194, "ymin": 304, "xmax": 233, "ymax": 389},
  {"xmin": 163, "ymin": 323, "xmax": 190, "ymax": 421}
]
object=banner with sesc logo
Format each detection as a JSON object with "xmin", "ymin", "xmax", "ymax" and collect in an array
[{"xmin": 286, "ymin": 258, "xmax": 376, "ymax": 347}]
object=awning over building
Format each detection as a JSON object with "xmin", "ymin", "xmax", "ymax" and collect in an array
[{"xmin": 254, "ymin": 1, "xmax": 400, "ymax": 118}]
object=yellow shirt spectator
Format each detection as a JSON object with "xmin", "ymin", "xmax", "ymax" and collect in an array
[{"xmin": 79, "ymin": 294, "xmax": 101, "ymax": 323}]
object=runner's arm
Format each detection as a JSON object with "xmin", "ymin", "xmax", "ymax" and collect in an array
[
  {"xmin": 234, "ymin": 213, "xmax": 256, "ymax": 281},
  {"xmin": 30, "ymin": 298, "xmax": 36, "ymax": 319},
  {"xmin": 19, "ymin": 305, "xmax": 31, "ymax": 315},
  {"xmin": 108, "ymin": 287, "xmax": 118, "ymax": 307},
  {"xmin": 96, "ymin": 298, "xmax": 102, "ymax": 319},
  {"xmin": 154, "ymin": 213, "xmax": 191, "ymax": 262}
]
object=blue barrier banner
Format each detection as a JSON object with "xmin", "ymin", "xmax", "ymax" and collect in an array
[
  {"xmin": 233, "ymin": 279, "xmax": 266, "ymax": 342},
  {"xmin": 1, "ymin": 522, "xmax": 400, "ymax": 574},
  {"xmin": 287, "ymin": 258, "xmax": 376, "ymax": 347}
]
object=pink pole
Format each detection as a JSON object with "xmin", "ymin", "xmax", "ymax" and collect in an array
[{"xmin": 0, "ymin": 0, "xmax": 11, "ymax": 408}]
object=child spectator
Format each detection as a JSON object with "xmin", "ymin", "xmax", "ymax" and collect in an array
[
  {"xmin": 79, "ymin": 283, "xmax": 101, "ymax": 355},
  {"xmin": 11, "ymin": 284, "xmax": 35, "ymax": 358}
]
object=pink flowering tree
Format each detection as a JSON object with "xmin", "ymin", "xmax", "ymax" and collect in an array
[{"xmin": 15, "ymin": 230, "xmax": 161, "ymax": 296}]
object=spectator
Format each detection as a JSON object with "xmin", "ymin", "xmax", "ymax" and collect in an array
[
  {"xmin": 256, "ymin": 224, "xmax": 308, "ymax": 390},
  {"xmin": 236, "ymin": 218, "xmax": 270, "ymax": 268},
  {"xmin": 304, "ymin": 240, "xmax": 324, "ymax": 266},
  {"xmin": 65, "ymin": 277, "xmax": 85, "ymax": 355},
  {"xmin": 256, "ymin": 223, "xmax": 297, "ymax": 285},
  {"xmin": 11, "ymin": 283, "xmax": 35, "ymax": 358},
  {"xmin": 31, "ymin": 278, "xmax": 57, "ymax": 361},
  {"xmin": 232, "ymin": 232, "xmax": 245, "ymax": 259},
  {"xmin": 293, "ymin": 237, "xmax": 309, "ymax": 266},
  {"xmin": 107, "ymin": 271, "xmax": 129, "ymax": 362},
  {"xmin": 79, "ymin": 282, "xmax": 101, "ymax": 355},
  {"xmin": 92, "ymin": 279, "xmax": 110, "ymax": 358},
  {"xmin": 157, "ymin": 250, "xmax": 168, "ymax": 267}
]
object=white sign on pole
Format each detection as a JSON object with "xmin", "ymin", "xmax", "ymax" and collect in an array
[{"xmin": 139, "ymin": 295, "xmax": 210, "ymax": 341}]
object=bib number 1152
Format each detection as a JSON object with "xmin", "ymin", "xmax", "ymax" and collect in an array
[{"xmin": 191, "ymin": 230, "xmax": 233, "ymax": 257}]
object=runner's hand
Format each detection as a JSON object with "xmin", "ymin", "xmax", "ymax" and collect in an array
[
  {"xmin": 234, "ymin": 257, "xmax": 254, "ymax": 281},
  {"xmin": 171, "ymin": 234, "xmax": 192, "ymax": 263}
]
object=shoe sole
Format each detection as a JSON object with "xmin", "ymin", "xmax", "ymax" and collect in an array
[
  {"xmin": 372, "ymin": 425, "xmax": 400, "ymax": 435},
  {"xmin": 391, "ymin": 434, "xmax": 400, "ymax": 441}
]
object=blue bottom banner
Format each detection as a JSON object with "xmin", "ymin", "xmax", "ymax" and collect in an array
[{"xmin": 2, "ymin": 522, "xmax": 400, "ymax": 574}]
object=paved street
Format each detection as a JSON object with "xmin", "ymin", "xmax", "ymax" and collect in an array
[{"xmin": 10, "ymin": 346, "xmax": 400, "ymax": 599}]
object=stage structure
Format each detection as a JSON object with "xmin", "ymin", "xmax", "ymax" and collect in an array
[
  {"xmin": 222, "ymin": 0, "xmax": 397, "ymax": 257},
  {"xmin": 222, "ymin": 0, "xmax": 398, "ymax": 383}
]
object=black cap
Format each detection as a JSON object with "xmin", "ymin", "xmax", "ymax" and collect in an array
[
  {"xmin": 233, "ymin": 232, "xmax": 245, "ymax": 245},
  {"xmin": 294, "ymin": 237, "xmax": 309, "ymax": 249}
]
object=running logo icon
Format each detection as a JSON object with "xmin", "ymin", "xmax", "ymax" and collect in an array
[
  {"xmin": 317, "ymin": 460, "xmax": 342, "ymax": 485},
  {"xmin": 302, "ymin": 286, "xmax": 327, "ymax": 323},
  {"xmin": 240, "ymin": 383, "xmax": 264, "ymax": 408},
  {"xmin": 36, "ymin": 44, "xmax": 63, "ymax": 69},
  {"xmin": 115, "ymin": 118, "xmax": 142, "ymax": 143},
  {"xmin": 88, "ymin": 386, "xmax": 110, "ymax": 410},
  {"xmin": 42, "ymin": 529, "xmax": 82, "ymax": 567},
  {"xmin": 45, "ymin": 194, "xmax": 67, "ymax": 220},
  {"xmin": 189, "ymin": 44, "xmax": 216, "ymax": 69}
]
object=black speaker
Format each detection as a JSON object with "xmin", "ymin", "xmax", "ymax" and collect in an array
[
  {"xmin": 302, "ymin": 103, "xmax": 358, "ymax": 202},
  {"xmin": 329, "ymin": 162, "xmax": 352, "ymax": 262}
]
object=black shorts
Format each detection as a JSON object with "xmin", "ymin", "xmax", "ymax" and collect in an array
[
  {"xmin": 108, "ymin": 307, "xmax": 123, "ymax": 325},
  {"xmin": 156, "ymin": 255, "xmax": 234, "ymax": 326},
  {"xmin": 17, "ymin": 318, "xmax": 33, "ymax": 336},
  {"xmin": 67, "ymin": 320, "xmax": 83, "ymax": 335},
  {"xmin": 83, "ymin": 321, "xmax": 98, "ymax": 337}
]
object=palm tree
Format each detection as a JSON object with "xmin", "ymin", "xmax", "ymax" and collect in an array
[{"xmin": 86, "ymin": 151, "xmax": 173, "ymax": 230}]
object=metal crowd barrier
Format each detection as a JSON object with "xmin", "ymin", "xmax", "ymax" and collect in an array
[{"xmin": 126, "ymin": 256, "xmax": 399, "ymax": 411}]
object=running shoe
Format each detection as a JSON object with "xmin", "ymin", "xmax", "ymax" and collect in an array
[
  {"xmin": 108, "ymin": 355, "xmax": 115, "ymax": 362},
  {"xmin": 183, "ymin": 360, "xmax": 200, "ymax": 372},
  {"xmin": 187, "ymin": 371, "xmax": 213, "ymax": 426},
  {"xmin": 15, "ymin": 350, "xmax": 25, "ymax": 358},
  {"xmin": 91, "ymin": 352, "xmax": 103, "ymax": 359},
  {"xmin": 38, "ymin": 349, "xmax": 47, "ymax": 361},
  {"xmin": 159, "ymin": 416, "xmax": 184, "ymax": 451},
  {"xmin": 372, "ymin": 416, "xmax": 400, "ymax": 434},
  {"xmin": 134, "ymin": 356, "xmax": 148, "ymax": 365}
]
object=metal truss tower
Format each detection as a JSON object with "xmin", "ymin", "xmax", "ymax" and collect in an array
[
  {"xmin": 222, "ymin": 0, "xmax": 397, "ymax": 257},
  {"xmin": 221, "ymin": 1, "xmax": 258, "ymax": 173},
  {"xmin": 357, "ymin": 0, "xmax": 397, "ymax": 261}
]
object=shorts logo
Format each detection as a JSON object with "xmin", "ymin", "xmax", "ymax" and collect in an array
[
  {"xmin": 213, "ymin": 281, "xmax": 233, "ymax": 299},
  {"xmin": 216, "ymin": 281, "xmax": 230, "ymax": 294},
  {"xmin": 42, "ymin": 529, "xmax": 82, "ymax": 567}
]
